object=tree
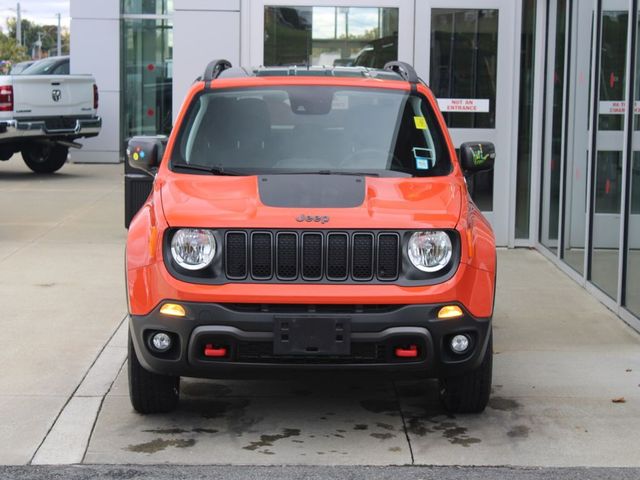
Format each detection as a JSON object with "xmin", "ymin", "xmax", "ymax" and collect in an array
[
  {"xmin": 0, "ymin": 30, "xmax": 29, "ymax": 66},
  {"xmin": 6, "ymin": 17, "xmax": 69, "ymax": 58}
]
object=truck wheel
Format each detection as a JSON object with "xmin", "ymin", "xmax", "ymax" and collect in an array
[
  {"xmin": 439, "ymin": 332, "xmax": 493, "ymax": 414},
  {"xmin": 128, "ymin": 332, "xmax": 180, "ymax": 414},
  {"xmin": 21, "ymin": 143, "xmax": 69, "ymax": 173}
]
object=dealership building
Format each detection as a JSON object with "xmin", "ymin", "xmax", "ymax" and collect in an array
[{"xmin": 70, "ymin": 0, "xmax": 640, "ymax": 331}]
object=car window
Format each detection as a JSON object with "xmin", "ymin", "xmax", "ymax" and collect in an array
[
  {"xmin": 11, "ymin": 62, "xmax": 33, "ymax": 74},
  {"xmin": 173, "ymin": 86, "xmax": 451, "ymax": 177},
  {"xmin": 21, "ymin": 58, "xmax": 67, "ymax": 75},
  {"xmin": 52, "ymin": 61, "xmax": 69, "ymax": 75}
]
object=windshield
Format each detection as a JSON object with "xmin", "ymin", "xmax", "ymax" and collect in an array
[{"xmin": 172, "ymin": 86, "xmax": 451, "ymax": 177}]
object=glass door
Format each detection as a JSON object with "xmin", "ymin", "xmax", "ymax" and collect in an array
[
  {"xmin": 626, "ymin": 0, "xmax": 640, "ymax": 316},
  {"xmin": 562, "ymin": 0, "xmax": 594, "ymax": 275},
  {"xmin": 590, "ymin": 0, "xmax": 631, "ymax": 299},
  {"xmin": 414, "ymin": 0, "xmax": 518, "ymax": 246}
]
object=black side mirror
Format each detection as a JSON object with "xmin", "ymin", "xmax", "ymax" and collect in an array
[
  {"xmin": 459, "ymin": 142, "xmax": 496, "ymax": 173},
  {"xmin": 126, "ymin": 136, "xmax": 167, "ymax": 176}
]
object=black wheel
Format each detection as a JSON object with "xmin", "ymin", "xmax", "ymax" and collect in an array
[
  {"xmin": 21, "ymin": 143, "xmax": 69, "ymax": 173},
  {"xmin": 439, "ymin": 331, "xmax": 493, "ymax": 414},
  {"xmin": 128, "ymin": 332, "xmax": 180, "ymax": 414}
]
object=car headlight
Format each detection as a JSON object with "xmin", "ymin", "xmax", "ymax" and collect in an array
[
  {"xmin": 407, "ymin": 230, "xmax": 452, "ymax": 273},
  {"xmin": 170, "ymin": 228, "xmax": 216, "ymax": 270}
]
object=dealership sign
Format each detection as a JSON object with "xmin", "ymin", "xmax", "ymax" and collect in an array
[{"xmin": 437, "ymin": 98, "xmax": 490, "ymax": 113}]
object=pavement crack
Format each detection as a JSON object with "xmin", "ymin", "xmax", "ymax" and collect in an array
[
  {"xmin": 81, "ymin": 357, "xmax": 127, "ymax": 463},
  {"xmin": 392, "ymin": 380, "xmax": 415, "ymax": 465}
]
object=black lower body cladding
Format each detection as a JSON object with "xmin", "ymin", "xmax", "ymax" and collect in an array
[{"xmin": 129, "ymin": 302, "xmax": 491, "ymax": 380}]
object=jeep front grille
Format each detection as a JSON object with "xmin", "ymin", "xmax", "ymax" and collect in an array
[{"xmin": 223, "ymin": 230, "xmax": 400, "ymax": 282}]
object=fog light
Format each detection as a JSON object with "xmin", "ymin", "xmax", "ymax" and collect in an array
[
  {"xmin": 438, "ymin": 305, "xmax": 463, "ymax": 319},
  {"xmin": 450, "ymin": 334, "xmax": 470, "ymax": 354},
  {"xmin": 151, "ymin": 332, "xmax": 172, "ymax": 352},
  {"xmin": 160, "ymin": 303, "xmax": 186, "ymax": 317}
]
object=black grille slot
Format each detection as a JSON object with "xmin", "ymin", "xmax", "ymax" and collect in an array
[
  {"xmin": 225, "ymin": 232, "xmax": 247, "ymax": 279},
  {"xmin": 326, "ymin": 233, "xmax": 349, "ymax": 280},
  {"xmin": 222, "ymin": 230, "xmax": 402, "ymax": 282},
  {"xmin": 276, "ymin": 233, "xmax": 298, "ymax": 279},
  {"xmin": 377, "ymin": 234, "xmax": 400, "ymax": 280},
  {"xmin": 251, "ymin": 232, "xmax": 273, "ymax": 278},
  {"xmin": 352, "ymin": 233, "xmax": 374, "ymax": 280},
  {"xmin": 302, "ymin": 233, "xmax": 323, "ymax": 280}
]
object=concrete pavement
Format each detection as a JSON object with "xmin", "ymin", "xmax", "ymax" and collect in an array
[
  {"xmin": 0, "ymin": 156, "xmax": 127, "ymax": 464},
  {"xmin": 1, "ymin": 154, "xmax": 640, "ymax": 469},
  {"xmin": 83, "ymin": 250, "xmax": 640, "ymax": 467}
]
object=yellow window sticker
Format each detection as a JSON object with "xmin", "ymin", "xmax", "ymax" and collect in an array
[{"xmin": 414, "ymin": 116, "xmax": 427, "ymax": 130}]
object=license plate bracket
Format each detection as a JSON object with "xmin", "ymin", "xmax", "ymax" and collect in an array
[{"xmin": 274, "ymin": 316, "xmax": 351, "ymax": 356}]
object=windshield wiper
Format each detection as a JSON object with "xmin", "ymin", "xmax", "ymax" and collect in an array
[
  {"xmin": 172, "ymin": 163, "xmax": 244, "ymax": 176},
  {"xmin": 282, "ymin": 170, "xmax": 380, "ymax": 177}
]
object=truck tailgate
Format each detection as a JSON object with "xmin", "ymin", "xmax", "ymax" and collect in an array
[{"xmin": 11, "ymin": 75, "xmax": 95, "ymax": 118}]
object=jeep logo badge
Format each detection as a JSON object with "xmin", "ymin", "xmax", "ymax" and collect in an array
[
  {"xmin": 296, "ymin": 214, "xmax": 330, "ymax": 224},
  {"xmin": 51, "ymin": 89, "xmax": 62, "ymax": 102}
]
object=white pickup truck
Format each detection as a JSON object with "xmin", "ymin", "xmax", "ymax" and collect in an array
[{"xmin": 0, "ymin": 70, "xmax": 101, "ymax": 173}]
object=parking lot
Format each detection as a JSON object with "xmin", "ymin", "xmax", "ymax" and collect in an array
[{"xmin": 1, "ymin": 155, "xmax": 640, "ymax": 470}]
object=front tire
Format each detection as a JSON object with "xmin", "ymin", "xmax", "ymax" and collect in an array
[
  {"xmin": 21, "ymin": 143, "xmax": 69, "ymax": 173},
  {"xmin": 128, "ymin": 332, "xmax": 180, "ymax": 414},
  {"xmin": 439, "ymin": 331, "xmax": 493, "ymax": 413}
]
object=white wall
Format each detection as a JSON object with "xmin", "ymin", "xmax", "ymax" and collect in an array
[
  {"xmin": 69, "ymin": 0, "xmax": 120, "ymax": 163},
  {"xmin": 172, "ymin": 0, "xmax": 241, "ymax": 122}
]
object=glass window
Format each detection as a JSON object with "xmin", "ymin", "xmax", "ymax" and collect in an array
[
  {"xmin": 625, "ymin": 6, "xmax": 640, "ymax": 316},
  {"xmin": 264, "ymin": 7, "xmax": 399, "ymax": 68},
  {"xmin": 53, "ymin": 61, "xmax": 69, "ymax": 75},
  {"xmin": 562, "ymin": 0, "xmax": 594, "ymax": 275},
  {"xmin": 122, "ymin": 0, "xmax": 172, "ymax": 15},
  {"xmin": 429, "ymin": 9, "xmax": 499, "ymax": 129},
  {"xmin": 21, "ymin": 57, "xmax": 67, "ymax": 75},
  {"xmin": 590, "ymin": 6, "xmax": 628, "ymax": 300},
  {"xmin": 515, "ymin": 0, "xmax": 537, "ymax": 238},
  {"xmin": 540, "ymin": 0, "xmax": 567, "ymax": 253},
  {"xmin": 597, "ymin": 10, "xmax": 628, "ymax": 132},
  {"xmin": 172, "ymin": 87, "xmax": 451, "ymax": 177},
  {"xmin": 627, "ymin": 150, "xmax": 640, "ymax": 315},
  {"xmin": 121, "ymin": 18, "xmax": 173, "ymax": 144}
]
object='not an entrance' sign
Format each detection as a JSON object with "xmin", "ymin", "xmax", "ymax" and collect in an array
[{"xmin": 437, "ymin": 98, "xmax": 491, "ymax": 113}]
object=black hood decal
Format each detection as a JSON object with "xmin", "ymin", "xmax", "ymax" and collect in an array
[{"xmin": 258, "ymin": 174, "xmax": 366, "ymax": 208}]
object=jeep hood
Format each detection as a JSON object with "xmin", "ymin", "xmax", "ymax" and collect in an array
[{"xmin": 160, "ymin": 174, "xmax": 463, "ymax": 230}]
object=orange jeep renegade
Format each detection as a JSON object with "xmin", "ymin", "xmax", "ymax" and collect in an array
[{"xmin": 126, "ymin": 60, "xmax": 496, "ymax": 415}]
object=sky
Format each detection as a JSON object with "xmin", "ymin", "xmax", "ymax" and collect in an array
[{"xmin": 0, "ymin": 0, "xmax": 70, "ymax": 32}]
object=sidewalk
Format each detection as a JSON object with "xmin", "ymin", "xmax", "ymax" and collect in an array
[{"xmin": 0, "ymin": 156, "xmax": 127, "ymax": 464}]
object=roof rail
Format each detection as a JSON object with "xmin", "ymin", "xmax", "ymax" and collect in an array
[
  {"xmin": 383, "ymin": 61, "xmax": 419, "ymax": 83},
  {"xmin": 203, "ymin": 59, "xmax": 233, "ymax": 83}
]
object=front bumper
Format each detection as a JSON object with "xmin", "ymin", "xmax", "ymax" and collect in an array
[
  {"xmin": 130, "ymin": 301, "xmax": 492, "ymax": 380},
  {"xmin": 0, "ymin": 116, "xmax": 102, "ymax": 143}
]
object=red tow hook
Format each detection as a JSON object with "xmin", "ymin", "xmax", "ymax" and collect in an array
[
  {"xmin": 204, "ymin": 344, "xmax": 228, "ymax": 358},
  {"xmin": 395, "ymin": 345, "xmax": 419, "ymax": 358}
]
